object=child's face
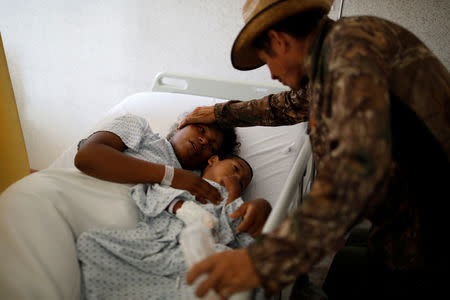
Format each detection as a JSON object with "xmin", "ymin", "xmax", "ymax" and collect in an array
[
  {"xmin": 203, "ymin": 156, "xmax": 252, "ymax": 194},
  {"xmin": 170, "ymin": 124, "xmax": 224, "ymax": 169}
]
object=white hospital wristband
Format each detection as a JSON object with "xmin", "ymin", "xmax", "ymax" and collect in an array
[
  {"xmin": 161, "ymin": 165, "xmax": 174, "ymax": 186},
  {"xmin": 168, "ymin": 199, "xmax": 182, "ymax": 214}
]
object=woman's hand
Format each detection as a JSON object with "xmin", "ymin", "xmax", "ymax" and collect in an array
[
  {"xmin": 186, "ymin": 248, "xmax": 261, "ymax": 299},
  {"xmin": 229, "ymin": 198, "xmax": 272, "ymax": 237},
  {"xmin": 171, "ymin": 168, "xmax": 222, "ymax": 204},
  {"xmin": 178, "ymin": 106, "xmax": 216, "ymax": 129}
]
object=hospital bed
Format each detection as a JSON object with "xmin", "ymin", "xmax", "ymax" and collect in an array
[{"xmin": 0, "ymin": 72, "xmax": 316, "ymax": 300}]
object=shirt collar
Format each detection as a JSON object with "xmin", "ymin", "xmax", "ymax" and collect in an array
[{"xmin": 303, "ymin": 17, "xmax": 335, "ymax": 82}]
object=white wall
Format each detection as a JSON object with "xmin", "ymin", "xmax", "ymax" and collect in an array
[
  {"xmin": 0, "ymin": 0, "xmax": 273, "ymax": 169},
  {"xmin": 342, "ymin": 0, "xmax": 450, "ymax": 68},
  {"xmin": 1, "ymin": 0, "xmax": 449, "ymax": 169}
]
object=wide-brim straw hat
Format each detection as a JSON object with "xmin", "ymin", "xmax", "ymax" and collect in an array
[{"xmin": 231, "ymin": 0, "xmax": 333, "ymax": 70}]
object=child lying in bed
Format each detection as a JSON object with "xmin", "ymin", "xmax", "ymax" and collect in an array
[{"xmin": 77, "ymin": 154, "xmax": 266, "ymax": 300}]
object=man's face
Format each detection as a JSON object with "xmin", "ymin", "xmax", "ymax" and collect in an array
[
  {"xmin": 256, "ymin": 31, "xmax": 307, "ymax": 90},
  {"xmin": 170, "ymin": 124, "xmax": 224, "ymax": 169}
]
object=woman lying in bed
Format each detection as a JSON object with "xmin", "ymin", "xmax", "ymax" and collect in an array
[
  {"xmin": 74, "ymin": 113, "xmax": 236, "ymax": 204},
  {"xmin": 75, "ymin": 113, "xmax": 271, "ymax": 232},
  {"xmin": 77, "ymin": 153, "xmax": 266, "ymax": 300}
]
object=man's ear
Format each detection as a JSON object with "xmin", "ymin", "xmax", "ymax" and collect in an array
[
  {"xmin": 207, "ymin": 155, "xmax": 219, "ymax": 166},
  {"xmin": 267, "ymin": 29, "xmax": 288, "ymax": 54}
]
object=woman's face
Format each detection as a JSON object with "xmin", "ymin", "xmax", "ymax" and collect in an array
[
  {"xmin": 170, "ymin": 124, "xmax": 224, "ymax": 169},
  {"xmin": 256, "ymin": 30, "xmax": 308, "ymax": 90},
  {"xmin": 257, "ymin": 47, "xmax": 305, "ymax": 90}
]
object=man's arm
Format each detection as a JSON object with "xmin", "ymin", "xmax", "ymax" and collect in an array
[
  {"xmin": 178, "ymin": 88, "xmax": 310, "ymax": 129},
  {"xmin": 214, "ymin": 88, "xmax": 310, "ymax": 128}
]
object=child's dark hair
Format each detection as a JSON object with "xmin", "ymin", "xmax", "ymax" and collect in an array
[{"xmin": 220, "ymin": 153, "xmax": 253, "ymax": 180}]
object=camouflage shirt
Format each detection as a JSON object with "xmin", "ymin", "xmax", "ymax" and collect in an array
[{"xmin": 214, "ymin": 16, "xmax": 450, "ymax": 293}]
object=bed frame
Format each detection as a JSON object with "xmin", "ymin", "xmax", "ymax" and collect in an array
[
  {"xmin": 153, "ymin": 72, "xmax": 315, "ymax": 300},
  {"xmin": 151, "ymin": 72, "xmax": 290, "ymax": 100}
]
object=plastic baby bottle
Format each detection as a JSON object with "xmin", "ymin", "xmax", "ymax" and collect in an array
[{"xmin": 179, "ymin": 223, "xmax": 220, "ymax": 300}]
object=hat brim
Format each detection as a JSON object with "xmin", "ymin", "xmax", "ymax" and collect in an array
[{"xmin": 231, "ymin": 0, "xmax": 331, "ymax": 71}]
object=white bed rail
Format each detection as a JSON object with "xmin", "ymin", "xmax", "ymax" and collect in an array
[
  {"xmin": 151, "ymin": 72, "xmax": 288, "ymax": 101},
  {"xmin": 262, "ymin": 137, "xmax": 312, "ymax": 234},
  {"xmin": 250, "ymin": 137, "xmax": 314, "ymax": 300}
]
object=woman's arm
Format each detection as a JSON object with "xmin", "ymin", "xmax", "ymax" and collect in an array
[
  {"xmin": 75, "ymin": 131, "xmax": 165, "ymax": 183},
  {"xmin": 75, "ymin": 131, "xmax": 222, "ymax": 203}
]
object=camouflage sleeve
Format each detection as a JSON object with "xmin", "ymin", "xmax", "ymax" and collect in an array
[
  {"xmin": 213, "ymin": 88, "xmax": 310, "ymax": 127},
  {"xmin": 247, "ymin": 22, "xmax": 393, "ymax": 293}
]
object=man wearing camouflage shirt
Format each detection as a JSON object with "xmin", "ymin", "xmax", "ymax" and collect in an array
[{"xmin": 184, "ymin": 0, "xmax": 450, "ymax": 299}]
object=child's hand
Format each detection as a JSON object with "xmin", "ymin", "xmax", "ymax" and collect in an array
[
  {"xmin": 171, "ymin": 168, "xmax": 222, "ymax": 204},
  {"xmin": 221, "ymin": 176, "xmax": 242, "ymax": 204},
  {"xmin": 229, "ymin": 198, "xmax": 272, "ymax": 237}
]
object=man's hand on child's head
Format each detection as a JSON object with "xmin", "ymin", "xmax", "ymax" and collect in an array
[
  {"xmin": 172, "ymin": 168, "xmax": 222, "ymax": 204},
  {"xmin": 229, "ymin": 198, "xmax": 272, "ymax": 237}
]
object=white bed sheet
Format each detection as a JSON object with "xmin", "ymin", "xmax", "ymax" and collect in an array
[{"xmin": 0, "ymin": 168, "xmax": 138, "ymax": 299}]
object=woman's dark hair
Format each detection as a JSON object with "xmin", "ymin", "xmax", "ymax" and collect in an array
[
  {"xmin": 253, "ymin": 9, "xmax": 326, "ymax": 56},
  {"xmin": 216, "ymin": 126, "xmax": 240, "ymax": 158}
]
